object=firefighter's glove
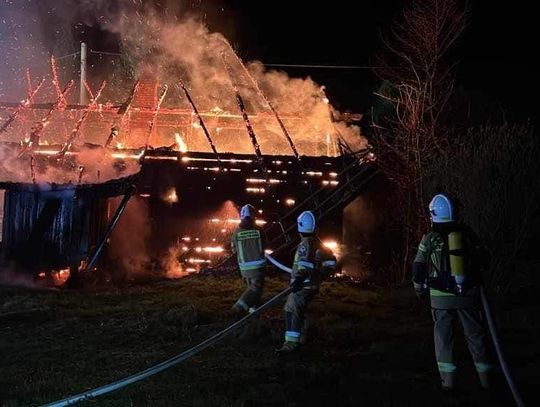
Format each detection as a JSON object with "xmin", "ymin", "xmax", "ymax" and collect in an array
[
  {"xmin": 415, "ymin": 289, "xmax": 428, "ymax": 300},
  {"xmin": 291, "ymin": 276, "xmax": 304, "ymax": 293},
  {"xmin": 413, "ymin": 282, "xmax": 428, "ymax": 300}
]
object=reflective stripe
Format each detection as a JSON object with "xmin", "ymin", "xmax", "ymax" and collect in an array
[
  {"xmin": 237, "ymin": 238, "xmax": 245, "ymax": 264},
  {"xmin": 475, "ymin": 362, "xmax": 492, "ymax": 373},
  {"xmin": 430, "ymin": 288, "xmax": 455, "ymax": 297},
  {"xmin": 437, "ymin": 362, "xmax": 457, "ymax": 372},
  {"xmin": 285, "ymin": 331, "xmax": 301, "ymax": 342},
  {"xmin": 234, "ymin": 229, "xmax": 262, "ymax": 267},
  {"xmin": 290, "ymin": 277, "xmax": 311, "ymax": 284},
  {"xmin": 322, "ymin": 260, "xmax": 336, "ymax": 267},
  {"xmin": 239, "ymin": 259, "xmax": 266, "ymax": 271},
  {"xmin": 237, "ymin": 230, "xmax": 261, "ymax": 240},
  {"xmin": 298, "ymin": 260, "xmax": 315, "ymax": 269}
]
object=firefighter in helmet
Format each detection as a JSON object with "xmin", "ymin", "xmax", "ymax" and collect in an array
[
  {"xmin": 231, "ymin": 204, "xmax": 266, "ymax": 314},
  {"xmin": 276, "ymin": 210, "xmax": 337, "ymax": 353},
  {"xmin": 412, "ymin": 194, "xmax": 492, "ymax": 390}
]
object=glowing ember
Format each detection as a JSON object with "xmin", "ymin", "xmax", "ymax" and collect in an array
[
  {"xmin": 202, "ymin": 246, "xmax": 224, "ymax": 253},
  {"xmin": 246, "ymin": 178, "xmax": 266, "ymax": 184},
  {"xmin": 182, "ymin": 157, "xmax": 252, "ymax": 164},
  {"xmin": 36, "ymin": 268, "xmax": 70, "ymax": 286},
  {"xmin": 145, "ymin": 155, "xmax": 178, "ymax": 161},
  {"xmin": 167, "ymin": 266, "xmax": 186, "ymax": 279},
  {"xmin": 246, "ymin": 187, "xmax": 266, "ymax": 194},
  {"xmin": 188, "ymin": 258, "xmax": 210, "ymax": 264},
  {"xmin": 163, "ymin": 188, "xmax": 179, "ymax": 204},
  {"xmin": 323, "ymin": 240, "xmax": 339, "ymax": 250},
  {"xmin": 111, "ymin": 151, "xmax": 145, "ymax": 159}
]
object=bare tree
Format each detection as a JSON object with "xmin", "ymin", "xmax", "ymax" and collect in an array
[
  {"xmin": 371, "ymin": 0, "xmax": 467, "ymax": 281},
  {"xmin": 426, "ymin": 123, "xmax": 540, "ymax": 298}
]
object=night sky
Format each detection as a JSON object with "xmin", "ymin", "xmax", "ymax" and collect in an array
[{"xmin": 0, "ymin": 0, "xmax": 535, "ymax": 122}]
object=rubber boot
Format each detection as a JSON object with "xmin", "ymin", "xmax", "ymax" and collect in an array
[
  {"xmin": 275, "ymin": 341, "xmax": 300, "ymax": 354},
  {"xmin": 478, "ymin": 372, "xmax": 490, "ymax": 390},
  {"xmin": 440, "ymin": 372, "xmax": 456, "ymax": 391}
]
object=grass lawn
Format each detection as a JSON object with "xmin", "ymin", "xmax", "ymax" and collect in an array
[{"xmin": 1, "ymin": 275, "xmax": 538, "ymax": 406}]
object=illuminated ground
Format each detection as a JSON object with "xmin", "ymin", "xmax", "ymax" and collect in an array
[{"xmin": 0, "ymin": 275, "xmax": 538, "ymax": 406}]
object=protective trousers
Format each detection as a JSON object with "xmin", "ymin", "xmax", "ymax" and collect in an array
[
  {"xmin": 432, "ymin": 308, "xmax": 492, "ymax": 388},
  {"xmin": 234, "ymin": 270, "xmax": 265, "ymax": 311},
  {"xmin": 284, "ymin": 289, "xmax": 316, "ymax": 343}
]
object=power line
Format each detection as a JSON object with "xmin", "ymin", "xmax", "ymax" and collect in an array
[
  {"xmin": 263, "ymin": 63, "xmax": 382, "ymax": 69},
  {"xmin": 59, "ymin": 50, "xmax": 381, "ymax": 69},
  {"xmin": 90, "ymin": 50, "xmax": 123, "ymax": 57},
  {"xmin": 56, "ymin": 52, "xmax": 80, "ymax": 60}
]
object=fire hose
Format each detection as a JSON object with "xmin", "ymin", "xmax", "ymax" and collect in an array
[
  {"xmin": 480, "ymin": 287, "xmax": 525, "ymax": 407},
  {"xmin": 40, "ymin": 255, "xmax": 293, "ymax": 407},
  {"xmin": 265, "ymin": 253, "xmax": 292, "ymax": 274}
]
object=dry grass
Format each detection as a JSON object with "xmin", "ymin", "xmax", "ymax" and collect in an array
[{"xmin": 0, "ymin": 275, "xmax": 538, "ymax": 406}]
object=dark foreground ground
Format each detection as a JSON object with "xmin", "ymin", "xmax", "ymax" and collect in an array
[{"xmin": 0, "ymin": 275, "xmax": 538, "ymax": 407}]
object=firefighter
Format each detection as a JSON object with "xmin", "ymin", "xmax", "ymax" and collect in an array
[
  {"xmin": 276, "ymin": 210, "xmax": 337, "ymax": 353},
  {"xmin": 231, "ymin": 204, "xmax": 266, "ymax": 314},
  {"xmin": 412, "ymin": 194, "xmax": 492, "ymax": 391}
]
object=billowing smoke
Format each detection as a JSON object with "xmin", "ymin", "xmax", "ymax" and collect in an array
[
  {"xmin": 108, "ymin": 196, "xmax": 151, "ymax": 278},
  {"xmin": 0, "ymin": 143, "xmax": 139, "ymax": 185},
  {"xmin": 0, "ymin": 268, "xmax": 37, "ymax": 288},
  {"xmin": 0, "ymin": 1, "xmax": 367, "ymax": 281},
  {"xmin": 160, "ymin": 245, "xmax": 187, "ymax": 279},
  {"xmin": 1, "ymin": 1, "xmax": 366, "ymax": 156},
  {"xmin": 113, "ymin": 10, "xmax": 366, "ymax": 154}
]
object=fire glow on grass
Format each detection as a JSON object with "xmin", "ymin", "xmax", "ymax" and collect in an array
[{"xmin": 37, "ymin": 268, "xmax": 70, "ymax": 286}]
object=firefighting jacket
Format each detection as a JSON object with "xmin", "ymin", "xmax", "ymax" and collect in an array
[
  {"xmin": 231, "ymin": 224, "xmax": 266, "ymax": 276},
  {"xmin": 412, "ymin": 224, "xmax": 484, "ymax": 309},
  {"xmin": 292, "ymin": 236, "xmax": 337, "ymax": 290}
]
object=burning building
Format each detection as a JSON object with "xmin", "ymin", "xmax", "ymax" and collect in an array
[{"xmin": 0, "ymin": 41, "xmax": 377, "ymax": 284}]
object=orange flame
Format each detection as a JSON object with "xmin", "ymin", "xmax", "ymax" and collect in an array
[{"xmin": 174, "ymin": 132, "xmax": 188, "ymax": 152}]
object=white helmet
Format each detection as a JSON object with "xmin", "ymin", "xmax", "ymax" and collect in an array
[
  {"xmin": 429, "ymin": 194, "xmax": 454, "ymax": 223},
  {"xmin": 240, "ymin": 204, "xmax": 255, "ymax": 220},
  {"xmin": 297, "ymin": 211, "xmax": 316, "ymax": 233}
]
